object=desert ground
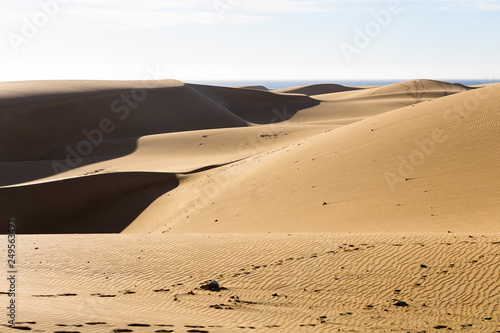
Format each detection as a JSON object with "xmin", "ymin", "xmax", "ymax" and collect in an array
[{"xmin": 0, "ymin": 79, "xmax": 499, "ymax": 332}]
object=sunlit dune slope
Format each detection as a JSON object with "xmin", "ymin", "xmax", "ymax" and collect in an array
[
  {"xmin": 287, "ymin": 79, "xmax": 473, "ymax": 124},
  {"xmin": 127, "ymin": 83, "xmax": 500, "ymax": 234}
]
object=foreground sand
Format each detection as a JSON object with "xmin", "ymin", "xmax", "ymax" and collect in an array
[
  {"xmin": 1, "ymin": 233, "xmax": 499, "ymax": 332},
  {"xmin": 0, "ymin": 79, "xmax": 499, "ymax": 331}
]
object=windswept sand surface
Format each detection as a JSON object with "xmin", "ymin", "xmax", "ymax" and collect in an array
[
  {"xmin": 1, "ymin": 233, "xmax": 500, "ymax": 332},
  {"xmin": 0, "ymin": 79, "xmax": 499, "ymax": 332}
]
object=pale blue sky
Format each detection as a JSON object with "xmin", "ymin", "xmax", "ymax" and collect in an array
[{"xmin": 1, "ymin": 0, "xmax": 499, "ymax": 82}]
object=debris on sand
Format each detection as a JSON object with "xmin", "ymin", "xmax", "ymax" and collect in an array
[{"xmin": 201, "ymin": 280, "xmax": 222, "ymax": 292}]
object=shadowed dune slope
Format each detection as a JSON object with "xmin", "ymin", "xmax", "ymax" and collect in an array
[
  {"xmin": 0, "ymin": 172, "xmax": 178, "ymax": 233},
  {"xmin": 188, "ymin": 83, "xmax": 319, "ymax": 124},
  {"xmin": 126, "ymin": 83, "xmax": 500, "ymax": 234},
  {"xmin": 0, "ymin": 80, "xmax": 247, "ymax": 161}
]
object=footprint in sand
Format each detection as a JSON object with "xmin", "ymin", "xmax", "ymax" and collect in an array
[
  {"xmin": 153, "ymin": 288, "xmax": 170, "ymax": 292},
  {"xmin": 127, "ymin": 323, "xmax": 151, "ymax": 327},
  {"xmin": 6, "ymin": 326, "xmax": 32, "ymax": 331}
]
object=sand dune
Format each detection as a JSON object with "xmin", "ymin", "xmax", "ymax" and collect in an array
[
  {"xmin": 2, "ymin": 79, "xmax": 498, "ymax": 233},
  {"xmin": 126, "ymin": 81, "xmax": 500, "ymax": 234},
  {"xmin": 0, "ymin": 80, "xmax": 247, "ymax": 161},
  {"xmin": 188, "ymin": 83, "xmax": 319, "ymax": 124},
  {"xmin": 273, "ymin": 83, "xmax": 362, "ymax": 95},
  {"xmin": 230, "ymin": 85, "xmax": 269, "ymax": 91},
  {"xmin": 0, "ymin": 172, "xmax": 177, "ymax": 233},
  {"xmin": 0, "ymin": 79, "xmax": 498, "ymax": 331},
  {"xmin": 281, "ymin": 79, "xmax": 473, "ymax": 125}
]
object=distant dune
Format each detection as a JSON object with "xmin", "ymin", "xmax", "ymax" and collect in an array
[
  {"xmin": 0, "ymin": 79, "xmax": 498, "ymax": 332},
  {"xmin": 187, "ymin": 83, "xmax": 319, "ymax": 123},
  {"xmin": 273, "ymin": 83, "xmax": 362, "ymax": 95},
  {"xmin": 230, "ymin": 84, "xmax": 269, "ymax": 91}
]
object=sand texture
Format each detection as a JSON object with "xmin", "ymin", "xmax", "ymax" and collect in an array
[{"xmin": 0, "ymin": 79, "xmax": 498, "ymax": 332}]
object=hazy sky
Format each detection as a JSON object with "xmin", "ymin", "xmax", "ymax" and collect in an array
[{"xmin": 1, "ymin": 0, "xmax": 499, "ymax": 82}]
